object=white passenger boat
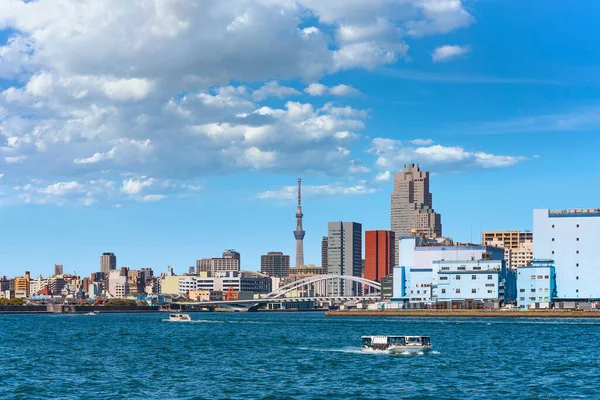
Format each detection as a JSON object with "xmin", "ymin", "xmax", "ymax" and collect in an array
[
  {"xmin": 168, "ymin": 313, "xmax": 192, "ymax": 322},
  {"xmin": 361, "ymin": 336, "xmax": 431, "ymax": 354},
  {"xmin": 86, "ymin": 311, "xmax": 98, "ymax": 316}
]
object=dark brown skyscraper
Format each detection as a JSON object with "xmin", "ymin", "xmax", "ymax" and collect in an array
[{"xmin": 260, "ymin": 252, "xmax": 290, "ymax": 277}]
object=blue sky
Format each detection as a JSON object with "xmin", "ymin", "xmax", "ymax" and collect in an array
[{"xmin": 0, "ymin": 0, "xmax": 599, "ymax": 277}]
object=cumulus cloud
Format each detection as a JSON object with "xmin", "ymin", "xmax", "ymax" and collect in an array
[
  {"xmin": 375, "ymin": 170, "xmax": 391, "ymax": 181},
  {"xmin": 0, "ymin": 0, "xmax": 475, "ymax": 205},
  {"xmin": 252, "ymin": 81, "xmax": 300, "ymax": 101},
  {"xmin": 305, "ymin": 83, "xmax": 361, "ymax": 96},
  {"xmin": 369, "ymin": 139, "xmax": 528, "ymax": 171},
  {"xmin": 121, "ymin": 177, "xmax": 154, "ymax": 195},
  {"xmin": 432, "ymin": 45, "xmax": 471, "ymax": 62}
]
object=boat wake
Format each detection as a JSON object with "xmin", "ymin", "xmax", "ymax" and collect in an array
[
  {"xmin": 298, "ymin": 347, "xmax": 439, "ymax": 356},
  {"xmin": 161, "ymin": 319, "xmax": 223, "ymax": 323}
]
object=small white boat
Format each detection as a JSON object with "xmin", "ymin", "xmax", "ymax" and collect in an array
[
  {"xmin": 361, "ymin": 336, "xmax": 431, "ymax": 354},
  {"xmin": 168, "ymin": 313, "xmax": 191, "ymax": 322},
  {"xmin": 86, "ymin": 311, "xmax": 98, "ymax": 316}
]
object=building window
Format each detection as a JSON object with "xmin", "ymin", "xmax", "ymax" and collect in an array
[
  {"xmin": 576, "ymin": 250, "xmax": 579, "ymax": 254},
  {"xmin": 531, "ymin": 289, "xmax": 536, "ymax": 292},
  {"xmin": 519, "ymin": 289, "xmax": 525, "ymax": 292},
  {"xmin": 531, "ymin": 275, "xmax": 536, "ymax": 279},
  {"xmin": 576, "ymin": 263, "xmax": 579, "ymax": 267},
  {"xmin": 488, "ymin": 290, "xmax": 493, "ymax": 294},
  {"xmin": 576, "ymin": 289, "xmax": 579, "ymax": 293},
  {"xmin": 473, "ymin": 267, "xmax": 481, "ymax": 271},
  {"xmin": 457, "ymin": 266, "xmax": 466, "ymax": 271},
  {"xmin": 472, "ymin": 288, "xmax": 477, "ymax": 293},
  {"xmin": 441, "ymin": 267, "xmax": 450, "ymax": 271},
  {"xmin": 577, "ymin": 238, "xmax": 579, "ymax": 241},
  {"xmin": 544, "ymin": 275, "xmax": 549, "ymax": 279},
  {"xmin": 456, "ymin": 289, "xmax": 461, "ymax": 293},
  {"xmin": 537, "ymin": 275, "xmax": 543, "ymax": 279},
  {"xmin": 529, "ymin": 297, "xmax": 536, "ymax": 301},
  {"xmin": 441, "ymin": 289, "xmax": 446, "ymax": 294},
  {"xmin": 552, "ymin": 238, "xmax": 555, "ymax": 242},
  {"xmin": 456, "ymin": 275, "xmax": 461, "ymax": 280},
  {"xmin": 472, "ymin": 275, "xmax": 477, "ymax": 280},
  {"xmin": 577, "ymin": 224, "xmax": 580, "ymax": 228},
  {"xmin": 486, "ymin": 284, "xmax": 495, "ymax": 287},
  {"xmin": 552, "ymin": 225, "xmax": 555, "ymax": 228},
  {"xmin": 440, "ymin": 276, "xmax": 448, "ymax": 281},
  {"xmin": 576, "ymin": 276, "xmax": 579, "ymax": 280},
  {"xmin": 519, "ymin": 297, "xmax": 525, "ymax": 301},
  {"xmin": 487, "ymin": 275, "xmax": 493, "ymax": 280},
  {"xmin": 552, "ymin": 251, "xmax": 555, "ymax": 255}
]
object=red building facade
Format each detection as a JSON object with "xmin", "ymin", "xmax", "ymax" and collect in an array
[{"xmin": 365, "ymin": 230, "xmax": 395, "ymax": 282}]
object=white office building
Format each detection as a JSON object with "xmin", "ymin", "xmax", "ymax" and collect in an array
[{"xmin": 534, "ymin": 208, "xmax": 600, "ymax": 300}]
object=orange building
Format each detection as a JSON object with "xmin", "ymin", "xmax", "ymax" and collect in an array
[{"xmin": 365, "ymin": 231, "xmax": 395, "ymax": 283}]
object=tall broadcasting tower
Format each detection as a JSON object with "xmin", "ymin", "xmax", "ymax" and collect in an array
[{"xmin": 294, "ymin": 178, "xmax": 305, "ymax": 267}]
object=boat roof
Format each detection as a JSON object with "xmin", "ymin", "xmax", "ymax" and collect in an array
[{"xmin": 361, "ymin": 335, "xmax": 430, "ymax": 339}]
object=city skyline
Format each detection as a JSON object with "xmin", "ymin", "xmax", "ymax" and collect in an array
[{"xmin": 2, "ymin": 1, "xmax": 600, "ymax": 276}]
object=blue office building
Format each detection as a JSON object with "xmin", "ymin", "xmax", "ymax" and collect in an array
[
  {"xmin": 516, "ymin": 259, "xmax": 557, "ymax": 309},
  {"xmin": 432, "ymin": 259, "xmax": 516, "ymax": 303}
]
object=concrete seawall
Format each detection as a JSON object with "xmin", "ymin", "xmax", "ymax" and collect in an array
[
  {"xmin": 325, "ymin": 310, "xmax": 600, "ymax": 318},
  {"xmin": 0, "ymin": 305, "xmax": 160, "ymax": 314}
]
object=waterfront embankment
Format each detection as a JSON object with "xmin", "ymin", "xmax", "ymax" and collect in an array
[
  {"xmin": 0, "ymin": 305, "xmax": 160, "ymax": 314},
  {"xmin": 325, "ymin": 310, "xmax": 600, "ymax": 318}
]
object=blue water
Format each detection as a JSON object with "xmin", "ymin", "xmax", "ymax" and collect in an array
[{"xmin": 1, "ymin": 312, "xmax": 599, "ymax": 399}]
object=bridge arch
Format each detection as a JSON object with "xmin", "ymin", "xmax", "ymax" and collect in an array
[{"xmin": 265, "ymin": 274, "xmax": 382, "ymax": 299}]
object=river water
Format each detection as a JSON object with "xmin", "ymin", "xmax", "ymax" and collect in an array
[{"xmin": 1, "ymin": 312, "xmax": 598, "ymax": 399}]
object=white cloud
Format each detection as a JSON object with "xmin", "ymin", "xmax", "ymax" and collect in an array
[
  {"xmin": 369, "ymin": 139, "xmax": 528, "ymax": 171},
  {"xmin": 252, "ymin": 81, "xmax": 300, "ymax": 101},
  {"xmin": 375, "ymin": 170, "xmax": 391, "ymax": 181},
  {"xmin": 304, "ymin": 83, "xmax": 328, "ymax": 96},
  {"xmin": 305, "ymin": 83, "xmax": 361, "ymax": 97},
  {"xmin": 256, "ymin": 182, "xmax": 376, "ymax": 200},
  {"xmin": 5, "ymin": 156, "xmax": 27, "ymax": 163},
  {"xmin": 432, "ymin": 45, "xmax": 471, "ymax": 63},
  {"xmin": 120, "ymin": 177, "xmax": 154, "ymax": 195},
  {"xmin": 410, "ymin": 138, "xmax": 434, "ymax": 146},
  {"xmin": 0, "ymin": 0, "xmax": 475, "ymax": 205},
  {"xmin": 140, "ymin": 194, "xmax": 167, "ymax": 202}
]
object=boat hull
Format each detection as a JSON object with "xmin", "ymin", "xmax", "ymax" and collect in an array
[{"xmin": 387, "ymin": 345, "xmax": 431, "ymax": 354}]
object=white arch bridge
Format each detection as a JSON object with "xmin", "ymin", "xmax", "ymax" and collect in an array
[{"xmin": 173, "ymin": 274, "xmax": 382, "ymax": 312}]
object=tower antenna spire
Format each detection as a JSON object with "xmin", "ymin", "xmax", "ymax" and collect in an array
[{"xmin": 294, "ymin": 178, "xmax": 305, "ymax": 267}]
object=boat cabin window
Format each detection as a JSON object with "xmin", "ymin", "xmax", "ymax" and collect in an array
[
  {"xmin": 362, "ymin": 337, "xmax": 372, "ymax": 346},
  {"xmin": 407, "ymin": 337, "xmax": 422, "ymax": 344},
  {"xmin": 422, "ymin": 337, "xmax": 431, "ymax": 346},
  {"xmin": 388, "ymin": 337, "xmax": 406, "ymax": 346}
]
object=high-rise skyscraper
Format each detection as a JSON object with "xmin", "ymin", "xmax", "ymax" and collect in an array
[
  {"xmin": 390, "ymin": 164, "xmax": 442, "ymax": 261},
  {"xmin": 294, "ymin": 178, "xmax": 305, "ymax": 267},
  {"xmin": 327, "ymin": 222, "xmax": 362, "ymax": 296},
  {"xmin": 365, "ymin": 230, "xmax": 395, "ymax": 283},
  {"xmin": 321, "ymin": 236, "xmax": 328, "ymax": 268},
  {"xmin": 54, "ymin": 264, "xmax": 63, "ymax": 276},
  {"xmin": 260, "ymin": 252, "xmax": 291, "ymax": 277},
  {"xmin": 100, "ymin": 253, "xmax": 117, "ymax": 276}
]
